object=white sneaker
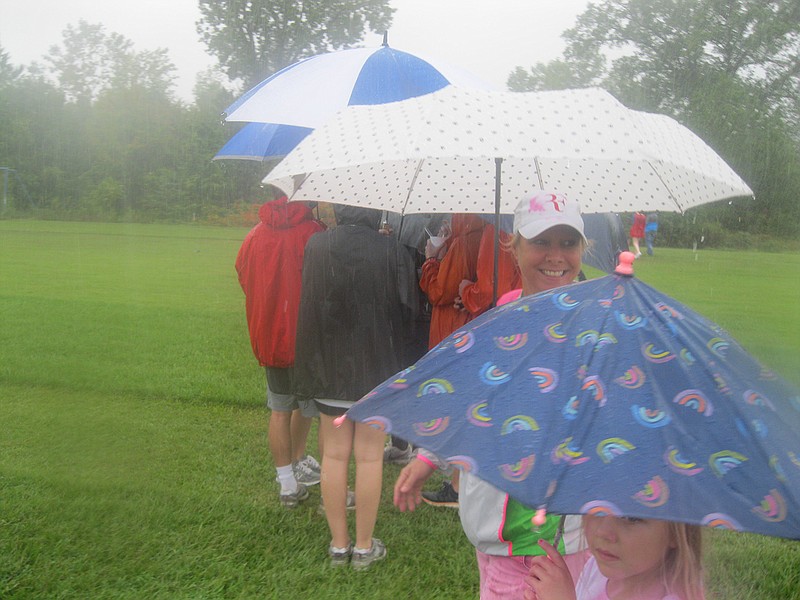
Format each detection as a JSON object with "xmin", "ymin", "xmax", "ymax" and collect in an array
[{"xmin": 293, "ymin": 455, "xmax": 321, "ymax": 486}]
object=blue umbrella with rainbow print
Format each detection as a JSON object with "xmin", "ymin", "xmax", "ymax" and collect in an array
[{"xmin": 345, "ymin": 252, "xmax": 800, "ymax": 538}]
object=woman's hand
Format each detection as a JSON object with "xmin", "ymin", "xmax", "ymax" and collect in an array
[
  {"xmin": 425, "ymin": 239, "xmax": 448, "ymax": 260},
  {"xmin": 523, "ymin": 540, "xmax": 576, "ymax": 600},
  {"xmin": 393, "ymin": 458, "xmax": 435, "ymax": 512}
]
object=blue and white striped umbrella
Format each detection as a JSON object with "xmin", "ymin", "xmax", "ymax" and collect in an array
[
  {"xmin": 213, "ymin": 122, "xmax": 312, "ymax": 162},
  {"xmin": 223, "ymin": 40, "xmax": 494, "ymax": 128},
  {"xmin": 215, "ymin": 39, "xmax": 493, "ymax": 161}
]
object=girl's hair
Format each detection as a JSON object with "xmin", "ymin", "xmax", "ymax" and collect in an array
[{"xmin": 663, "ymin": 522, "xmax": 704, "ymax": 600}]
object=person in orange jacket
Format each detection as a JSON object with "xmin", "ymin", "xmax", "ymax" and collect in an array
[
  {"xmin": 419, "ymin": 214, "xmax": 485, "ymax": 349},
  {"xmin": 418, "ymin": 214, "xmax": 520, "ymax": 507},
  {"xmin": 458, "ymin": 222, "xmax": 521, "ymax": 317}
]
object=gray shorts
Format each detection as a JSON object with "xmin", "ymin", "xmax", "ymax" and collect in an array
[{"xmin": 265, "ymin": 367, "xmax": 318, "ymax": 417}]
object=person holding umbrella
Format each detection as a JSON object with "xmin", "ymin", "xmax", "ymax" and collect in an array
[{"xmin": 394, "ymin": 192, "xmax": 587, "ymax": 599}]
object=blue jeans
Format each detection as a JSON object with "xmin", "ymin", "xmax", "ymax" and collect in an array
[{"xmin": 645, "ymin": 230, "xmax": 656, "ymax": 255}]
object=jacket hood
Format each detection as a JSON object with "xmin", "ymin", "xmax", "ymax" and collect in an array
[
  {"xmin": 333, "ymin": 204, "xmax": 382, "ymax": 229},
  {"xmin": 451, "ymin": 213, "xmax": 485, "ymax": 237},
  {"xmin": 259, "ymin": 196, "xmax": 315, "ymax": 229}
]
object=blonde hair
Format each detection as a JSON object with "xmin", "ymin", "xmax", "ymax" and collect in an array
[
  {"xmin": 663, "ymin": 522, "xmax": 705, "ymax": 600},
  {"xmin": 580, "ymin": 517, "xmax": 705, "ymax": 600}
]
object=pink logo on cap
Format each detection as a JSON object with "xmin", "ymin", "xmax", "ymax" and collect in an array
[{"xmin": 529, "ymin": 192, "xmax": 567, "ymax": 213}]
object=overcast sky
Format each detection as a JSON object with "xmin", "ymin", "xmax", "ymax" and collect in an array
[{"xmin": 0, "ymin": 0, "xmax": 590, "ymax": 102}]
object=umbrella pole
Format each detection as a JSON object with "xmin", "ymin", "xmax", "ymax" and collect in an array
[
  {"xmin": 492, "ymin": 157, "xmax": 502, "ymax": 306},
  {"xmin": 552, "ymin": 514, "xmax": 566, "ymax": 549}
]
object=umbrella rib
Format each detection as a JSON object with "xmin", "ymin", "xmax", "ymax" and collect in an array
[
  {"xmin": 288, "ymin": 172, "xmax": 312, "ymax": 200},
  {"xmin": 402, "ymin": 159, "xmax": 425, "ymax": 214},
  {"xmin": 644, "ymin": 159, "xmax": 683, "ymax": 213},
  {"xmin": 534, "ymin": 157, "xmax": 544, "ymax": 190}
]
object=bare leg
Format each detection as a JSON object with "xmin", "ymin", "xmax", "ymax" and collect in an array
[
  {"xmin": 268, "ymin": 409, "xmax": 293, "ymax": 469},
  {"xmin": 319, "ymin": 414, "xmax": 353, "ymax": 548},
  {"xmin": 289, "ymin": 408, "xmax": 312, "ymax": 463},
  {"xmin": 353, "ymin": 421, "xmax": 386, "ymax": 549},
  {"xmin": 451, "ymin": 469, "xmax": 461, "ymax": 493},
  {"xmin": 632, "ymin": 237, "xmax": 642, "ymax": 255}
]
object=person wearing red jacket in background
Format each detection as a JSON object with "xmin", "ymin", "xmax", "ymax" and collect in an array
[
  {"xmin": 235, "ymin": 196, "xmax": 325, "ymax": 508},
  {"xmin": 629, "ymin": 211, "xmax": 646, "ymax": 258}
]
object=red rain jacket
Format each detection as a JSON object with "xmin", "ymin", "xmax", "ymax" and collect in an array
[{"xmin": 235, "ymin": 198, "xmax": 325, "ymax": 367}]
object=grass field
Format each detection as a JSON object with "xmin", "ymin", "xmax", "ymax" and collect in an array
[{"xmin": 1, "ymin": 220, "xmax": 799, "ymax": 599}]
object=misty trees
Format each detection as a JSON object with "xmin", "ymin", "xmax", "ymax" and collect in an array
[
  {"xmin": 2, "ymin": 1, "xmax": 397, "ymax": 223},
  {"xmin": 46, "ymin": 20, "xmax": 177, "ymax": 105},
  {"xmin": 509, "ymin": 0, "xmax": 800, "ymax": 237},
  {"xmin": 196, "ymin": 0, "xmax": 394, "ymax": 86}
]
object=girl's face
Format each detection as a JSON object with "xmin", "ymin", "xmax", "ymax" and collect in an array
[
  {"xmin": 512, "ymin": 225, "xmax": 583, "ymax": 295},
  {"xmin": 584, "ymin": 515, "xmax": 674, "ymax": 595}
]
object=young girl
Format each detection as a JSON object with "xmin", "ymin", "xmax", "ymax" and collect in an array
[{"xmin": 524, "ymin": 515, "xmax": 704, "ymax": 600}]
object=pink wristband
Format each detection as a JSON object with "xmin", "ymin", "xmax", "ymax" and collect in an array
[{"xmin": 416, "ymin": 454, "xmax": 438, "ymax": 470}]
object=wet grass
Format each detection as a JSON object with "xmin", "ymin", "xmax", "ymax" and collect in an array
[{"xmin": 1, "ymin": 220, "xmax": 798, "ymax": 598}]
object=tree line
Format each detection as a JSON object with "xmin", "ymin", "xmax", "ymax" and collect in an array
[{"xmin": 0, "ymin": 0, "xmax": 797, "ymax": 239}]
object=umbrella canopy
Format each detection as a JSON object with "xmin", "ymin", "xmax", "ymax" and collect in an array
[
  {"xmin": 222, "ymin": 42, "xmax": 495, "ymax": 128},
  {"xmin": 213, "ymin": 122, "xmax": 312, "ymax": 161},
  {"xmin": 344, "ymin": 252, "xmax": 800, "ymax": 539},
  {"xmin": 215, "ymin": 41, "xmax": 495, "ymax": 161},
  {"xmin": 264, "ymin": 86, "xmax": 753, "ymax": 215}
]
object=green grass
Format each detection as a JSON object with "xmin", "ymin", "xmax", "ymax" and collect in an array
[{"xmin": 1, "ymin": 221, "xmax": 799, "ymax": 599}]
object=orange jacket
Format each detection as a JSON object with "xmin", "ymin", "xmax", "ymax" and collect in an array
[
  {"xmin": 419, "ymin": 214, "xmax": 485, "ymax": 348},
  {"xmin": 460, "ymin": 224, "xmax": 521, "ymax": 316}
]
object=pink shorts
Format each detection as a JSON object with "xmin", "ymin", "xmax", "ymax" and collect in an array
[{"xmin": 476, "ymin": 550, "xmax": 530, "ymax": 600}]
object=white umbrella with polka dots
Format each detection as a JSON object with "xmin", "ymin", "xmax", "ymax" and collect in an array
[{"xmin": 263, "ymin": 86, "xmax": 752, "ymax": 215}]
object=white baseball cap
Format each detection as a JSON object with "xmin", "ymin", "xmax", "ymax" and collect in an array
[{"xmin": 513, "ymin": 191, "xmax": 587, "ymax": 243}]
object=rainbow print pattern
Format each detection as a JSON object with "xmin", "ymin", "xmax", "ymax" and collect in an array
[{"xmin": 346, "ymin": 271, "xmax": 800, "ymax": 539}]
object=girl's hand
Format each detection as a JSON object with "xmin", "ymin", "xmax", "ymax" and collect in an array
[{"xmin": 524, "ymin": 540, "xmax": 576, "ymax": 600}]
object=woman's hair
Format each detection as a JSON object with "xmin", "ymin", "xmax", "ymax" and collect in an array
[{"xmin": 663, "ymin": 522, "xmax": 704, "ymax": 600}]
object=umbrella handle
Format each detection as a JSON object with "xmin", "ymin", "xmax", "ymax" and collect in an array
[
  {"xmin": 532, "ymin": 509, "xmax": 566, "ymax": 549},
  {"xmin": 615, "ymin": 250, "xmax": 636, "ymax": 275},
  {"xmin": 552, "ymin": 514, "xmax": 566, "ymax": 549}
]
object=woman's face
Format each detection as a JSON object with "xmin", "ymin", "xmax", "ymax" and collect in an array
[
  {"xmin": 584, "ymin": 515, "xmax": 673, "ymax": 594},
  {"xmin": 512, "ymin": 225, "xmax": 583, "ymax": 295}
]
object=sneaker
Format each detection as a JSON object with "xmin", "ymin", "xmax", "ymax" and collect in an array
[
  {"xmin": 328, "ymin": 542, "xmax": 353, "ymax": 567},
  {"xmin": 422, "ymin": 481, "xmax": 459, "ymax": 508},
  {"xmin": 351, "ymin": 538, "xmax": 386, "ymax": 571},
  {"xmin": 293, "ymin": 455, "xmax": 321, "ymax": 486},
  {"xmin": 383, "ymin": 444, "xmax": 413, "ymax": 465},
  {"xmin": 279, "ymin": 484, "xmax": 309, "ymax": 509},
  {"xmin": 317, "ymin": 489, "xmax": 356, "ymax": 515}
]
